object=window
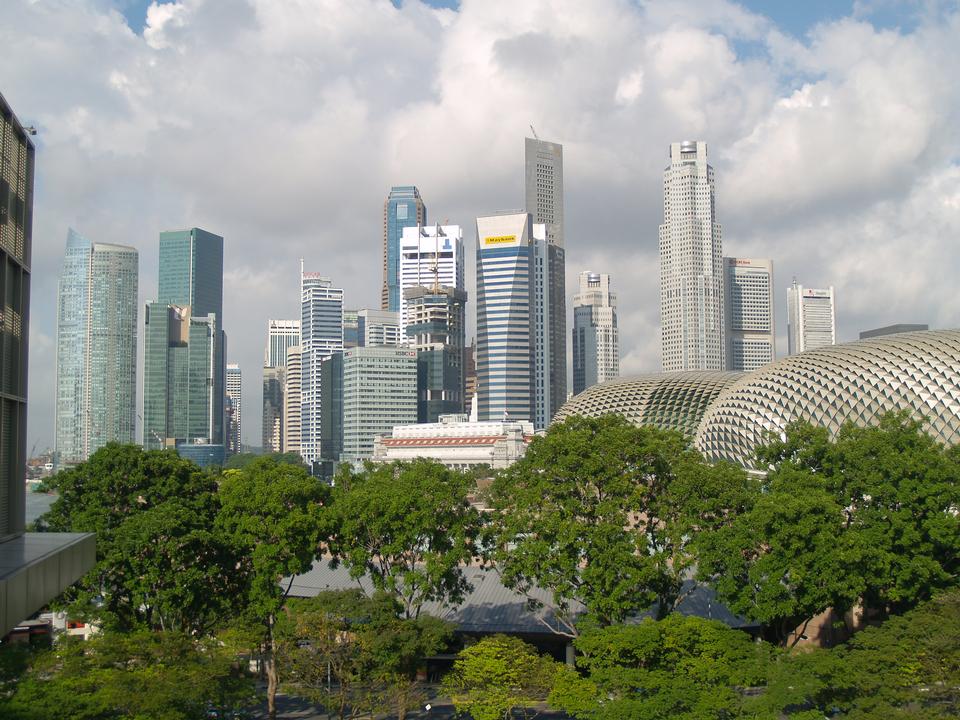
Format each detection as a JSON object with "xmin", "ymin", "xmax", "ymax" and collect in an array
[{"xmin": 396, "ymin": 204, "xmax": 408, "ymax": 220}]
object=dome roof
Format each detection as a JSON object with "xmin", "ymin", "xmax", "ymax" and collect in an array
[{"xmin": 553, "ymin": 371, "xmax": 746, "ymax": 437}]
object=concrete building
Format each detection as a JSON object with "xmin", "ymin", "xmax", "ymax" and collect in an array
[
  {"xmin": 144, "ymin": 227, "xmax": 225, "ymax": 447},
  {"xmin": 55, "ymin": 229, "xmax": 138, "ymax": 466},
  {"xmin": 264, "ymin": 319, "xmax": 300, "ymax": 368},
  {"xmin": 404, "ymin": 286, "xmax": 466, "ymax": 423},
  {"xmin": 343, "ymin": 309, "xmax": 360, "ymax": 349},
  {"xmin": 859, "ymin": 324, "xmax": 928, "ymax": 339},
  {"xmin": 225, "ymin": 363, "xmax": 242, "ymax": 454},
  {"xmin": 659, "ymin": 141, "xmax": 724, "ymax": 371},
  {"xmin": 357, "ymin": 308, "xmax": 401, "ymax": 347},
  {"xmin": 399, "ymin": 224, "xmax": 464, "ymax": 334},
  {"xmin": 572, "ymin": 271, "xmax": 618, "ymax": 395},
  {"xmin": 723, "ymin": 257, "xmax": 775, "ymax": 371},
  {"xmin": 0, "ymin": 90, "xmax": 95, "ymax": 636},
  {"xmin": 300, "ymin": 271, "xmax": 343, "ymax": 465},
  {"xmin": 372, "ymin": 415, "xmax": 534, "ymax": 471},
  {"xmin": 464, "ymin": 343, "xmax": 477, "ymax": 413},
  {"xmin": 525, "ymin": 136, "xmax": 564, "ymax": 247},
  {"xmin": 341, "ymin": 346, "xmax": 418, "ymax": 464},
  {"xmin": 382, "ymin": 186, "xmax": 426, "ymax": 312},
  {"xmin": 787, "ymin": 281, "xmax": 836, "ymax": 354},
  {"xmin": 283, "ymin": 345, "xmax": 302, "ymax": 455},
  {"xmin": 319, "ymin": 353, "xmax": 344, "ymax": 469},
  {"xmin": 262, "ymin": 365, "xmax": 284, "ymax": 453}
]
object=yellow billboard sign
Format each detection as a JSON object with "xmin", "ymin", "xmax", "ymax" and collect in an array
[{"xmin": 483, "ymin": 235, "xmax": 517, "ymax": 246}]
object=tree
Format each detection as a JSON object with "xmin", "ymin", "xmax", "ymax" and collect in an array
[
  {"xmin": 486, "ymin": 415, "xmax": 745, "ymax": 634},
  {"xmin": 37, "ymin": 443, "xmax": 242, "ymax": 633},
  {"xmin": 0, "ymin": 630, "xmax": 255, "ymax": 720},
  {"xmin": 225, "ymin": 451, "xmax": 306, "ymax": 470},
  {"xmin": 443, "ymin": 635, "xmax": 563, "ymax": 720},
  {"xmin": 327, "ymin": 459, "xmax": 482, "ymax": 619},
  {"xmin": 549, "ymin": 615, "xmax": 772, "ymax": 720},
  {"xmin": 216, "ymin": 457, "xmax": 328, "ymax": 720}
]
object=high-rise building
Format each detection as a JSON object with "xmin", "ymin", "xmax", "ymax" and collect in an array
[
  {"xmin": 319, "ymin": 352, "xmax": 344, "ymax": 467},
  {"xmin": 723, "ymin": 258, "xmax": 775, "ymax": 371},
  {"xmin": 525, "ymin": 136, "xmax": 564, "ymax": 247},
  {"xmin": 142, "ymin": 304, "xmax": 219, "ymax": 449},
  {"xmin": 264, "ymin": 319, "xmax": 300, "ymax": 368},
  {"xmin": 341, "ymin": 346, "xmax": 418, "ymax": 464},
  {"xmin": 262, "ymin": 366, "xmax": 284, "ymax": 453},
  {"xmin": 476, "ymin": 212, "xmax": 536, "ymax": 423},
  {"xmin": 357, "ymin": 309, "xmax": 401, "ymax": 347},
  {"xmin": 659, "ymin": 140, "xmax": 724, "ymax": 371},
  {"xmin": 225, "ymin": 363, "xmax": 242, "ymax": 454},
  {"xmin": 343, "ymin": 309, "xmax": 360, "ymax": 349},
  {"xmin": 300, "ymin": 271, "xmax": 343, "ymax": 465},
  {"xmin": 382, "ymin": 186, "xmax": 426, "ymax": 312},
  {"xmin": 399, "ymin": 224, "xmax": 464, "ymax": 333},
  {"xmin": 147, "ymin": 227, "xmax": 226, "ymax": 445},
  {"xmin": 404, "ymin": 286, "xmax": 467, "ymax": 423},
  {"xmin": 464, "ymin": 343, "xmax": 477, "ymax": 416},
  {"xmin": 787, "ymin": 281, "xmax": 836, "ymax": 354},
  {"xmin": 55, "ymin": 229, "xmax": 138, "ymax": 466},
  {"xmin": 0, "ymin": 91, "xmax": 96, "ymax": 636},
  {"xmin": 572, "ymin": 272, "xmax": 618, "ymax": 395},
  {"xmin": 283, "ymin": 345, "xmax": 302, "ymax": 455}
]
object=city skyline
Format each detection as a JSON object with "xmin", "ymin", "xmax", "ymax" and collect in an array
[{"xmin": 5, "ymin": 0, "xmax": 959, "ymax": 449}]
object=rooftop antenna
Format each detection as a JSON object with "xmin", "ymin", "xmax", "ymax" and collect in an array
[{"xmin": 529, "ymin": 124, "xmax": 539, "ymax": 141}]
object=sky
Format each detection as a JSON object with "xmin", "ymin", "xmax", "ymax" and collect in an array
[{"xmin": 3, "ymin": 0, "xmax": 959, "ymax": 451}]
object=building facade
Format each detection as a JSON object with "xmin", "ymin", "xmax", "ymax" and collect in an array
[
  {"xmin": 382, "ymin": 186, "xmax": 426, "ymax": 312},
  {"xmin": 787, "ymin": 281, "xmax": 836, "ymax": 354},
  {"xmin": 265, "ymin": 319, "xmax": 300, "ymax": 368},
  {"xmin": 859, "ymin": 324, "xmax": 928, "ymax": 340},
  {"xmin": 341, "ymin": 346, "xmax": 418, "ymax": 464},
  {"xmin": 225, "ymin": 363, "xmax": 242, "ymax": 454},
  {"xmin": 525, "ymin": 136, "xmax": 564, "ymax": 247},
  {"xmin": 357, "ymin": 309, "xmax": 401, "ymax": 347},
  {"xmin": 659, "ymin": 140, "xmax": 724, "ymax": 371},
  {"xmin": 55, "ymin": 229, "xmax": 138, "ymax": 466},
  {"xmin": 262, "ymin": 365, "xmax": 284, "ymax": 453},
  {"xmin": 572, "ymin": 271, "xmax": 618, "ymax": 395},
  {"xmin": 399, "ymin": 224, "xmax": 464, "ymax": 333},
  {"xmin": 723, "ymin": 257, "xmax": 775, "ymax": 371},
  {"xmin": 300, "ymin": 272, "xmax": 343, "ymax": 464},
  {"xmin": 283, "ymin": 344, "xmax": 302, "ymax": 455}
]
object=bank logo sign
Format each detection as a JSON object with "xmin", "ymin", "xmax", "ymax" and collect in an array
[{"xmin": 484, "ymin": 235, "xmax": 517, "ymax": 246}]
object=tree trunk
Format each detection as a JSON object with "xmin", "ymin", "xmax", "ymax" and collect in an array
[{"xmin": 266, "ymin": 614, "xmax": 278, "ymax": 720}]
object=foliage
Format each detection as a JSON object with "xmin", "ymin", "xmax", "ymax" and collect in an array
[
  {"xmin": 0, "ymin": 631, "xmax": 254, "ymax": 720},
  {"xmin": 750, "ymin": 589, "xmax": 960, "ymax": 718},
  {"xmin": 550, "ymin": 615, "xmax": 772, "ymax": 720},
  {"xmin": 216, "ymin": 457, "xmax": 328, "ymax": 719},
  {"xmin": 327, "ymin": 459, "xmax": 482, "ymax": 619},
  {"xmin": 697, "ymin": 412, "xmax": 960, "ymax": 643},
  {"xmin": 37, "ymin": 443, "xmax": 242, "ymax": 633},
  {"xmin": 443, "ymin": 635, "xmax": 563, "ymax": 720},
  {"xmin": 224, "ymin": 452, "xmax": 305, "ymax": 470},
  {"xmin": 486, "ymin": 415, "xmax": 753, "ymax": 634}
]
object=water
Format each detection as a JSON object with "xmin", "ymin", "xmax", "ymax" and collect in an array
[{"xmin": 25, "ymin": 489, "xmax": 57, "ymax": 524}]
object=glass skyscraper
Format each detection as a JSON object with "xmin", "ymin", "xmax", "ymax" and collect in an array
[
  {"xmin": 300, "ymin": 271, "xmax": 343, "ymax": 465},
  {"xmin": 381, "ymin": 186, "xmax": 425, "ymax": 312},
  {"xmin": 55, "ymin": 229, "xmax": 138, "ymax": 466},
  {"xmin": 404, "ymin": 286, "xmax": 466, "ymax": 422}
]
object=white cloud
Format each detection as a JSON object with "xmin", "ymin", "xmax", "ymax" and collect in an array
[{"xmin": 1, "ymin": 0, "xmax": 957, "ymax": 449}]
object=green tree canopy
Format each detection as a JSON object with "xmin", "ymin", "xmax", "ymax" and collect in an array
[
  {"xmin": 37, "ymin": 443, "xmax": 242, "ymax": 633},
  {"xmin": 224, "ymin": 451, "xmax": 305, "ymax": 470},
  {"xmin": 327, "ymin": 459, "xmax": 482, "ymax": 619}
]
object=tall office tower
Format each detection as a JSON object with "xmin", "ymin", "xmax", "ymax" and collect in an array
[
  {"xmin": 723, "ymin": 258, "xmax": 775, "ymax": 371},
  {"xmin": 282, "ymin": 345, "xmax": 302, "ymax": 454},
  {"xmin": 343, "ymin": 309, "xmax": 360, "ymax": 349},
  {"xmin": 572, "ymin": 272, "xmax": 619, "ymax": 395},
  {"xmin": 54, "ymin": 229, "xmax": 138, "ymax": 466},
  {"xmin": 341, "ymin": 346, "xmax": 417, "ymax": 464},
  {"xmin": 264, "ymin": 319, "xmax": 300, "ymax": 368},
  {"xmin": 319, "ymin": 353, "xmax": 344, "ymax": 467},
  {"xmin": 525, "ymin": 137, "xmax": 567, "ymax": 428},
  {"xmin": 225, "ymin": 363, "xmax": 242, "ymax": 454},
  {"xmin": 787, "ymin": 281, "xmax": 836, "ymax": 354},
  {"xmin": 300, "ymin": 271, "xmax": 343, "ymax": 465},
  {"xmin": 476, "ymin": 212, "xmax": 536, "ymax": 423},
  {"xmin": 399, "ymin": 224, "xmax": 465, "ymax": 333},
  {"xmin": 659, "ymin": 141, "xmax": 724, "ymax": 371},
  {"xmin": 357, "ymin": 309, "xmax": 401, "ymax": 347},
  {"xmin": 0, "ymin": 91, "xmax": 96, "ymax": 636},
  {"xmin": 382, "ymin": 186, "xmax": 426, "ymax": 312},
  {"xmin": 142, "ymin": 304, "xmax": 219, "ymax": 449},
  {"xmin": 262, "ymin": 366, "xmax": 284, "ymax": 453},
  {"xmin": 404, "ymin": 286, "xmax": 467, "ymax": 423},
  {"xmin": 150, "ymin": 227, "xmax": 226, "ymax": 444},
  {"xmin": 463, "ymin": 343, "xmax": 477, "ymax": 414}
]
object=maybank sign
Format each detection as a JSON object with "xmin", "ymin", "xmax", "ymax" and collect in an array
[{"xmin": 483, "ymin": 235, "xmax": 517, "ymax": 246}]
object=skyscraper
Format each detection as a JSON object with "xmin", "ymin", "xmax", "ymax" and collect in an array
[
  {"xmin": 787, "ymin": 281, "xmax": 836, "ymax": 354},
  {"xmin": 283, "ymin": 345, "xmax": 302, "ymax": 455},
  {"xmin": 226, "ymin": 363, "xmax": 242, "ymax": 454},
  {"xmin": 572, "ymin": 272, "xmax": 618, "ymax": 395},
  {"xmin": 723, "ymin": 257, "xmax": 775, "ymax": 371},
  {"xmin": 382, "ymin": 186, "xmax": 426, "ymax": 312},
  {"xmin": 55, "ymin": 229, "xmax": 138, "ymax": 466},
  {"xmin": 399, "ymin": 224, "xmax": 464, "ymax": 333},
  {"xmin": 357, "ymin": 309, "xmax": 401, "ymax": 347},
  {"xmin": 525, "ymin": 136, "xmax": 567, "ymax": 428},
  {"xmin": 262, "ymin": 319, "xmax": 299, "ymax": 453},
  {"xmin": 476, "ymin": 212, "xmax": 536, "ymax": 423},
  {"xmin": 264, "ymin": 319, "xmax": 300, "ymax": 368},
  {"xmin": 300, "ymin": 271, "xmax": 343, "ymax": 465},
  {"xmin": 659, "ymin": 140, "xmax": 724, "ymax": 371},
  {"xmin": 146, "ymin": 227, "xmax": 226, "ymax": 446}
]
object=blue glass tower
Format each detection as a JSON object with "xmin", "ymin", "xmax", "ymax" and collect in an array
[{"xmin": 381, "ymin": 186, "xmax": 426, "ymax": 312}]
